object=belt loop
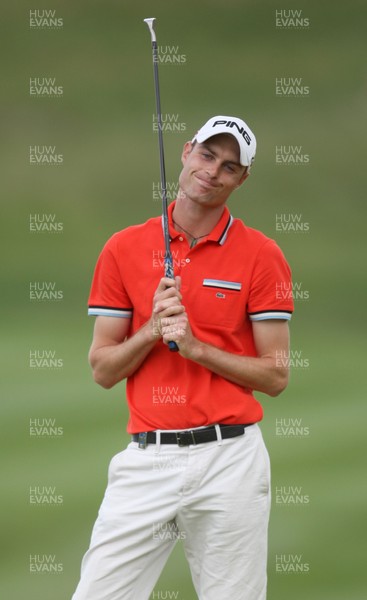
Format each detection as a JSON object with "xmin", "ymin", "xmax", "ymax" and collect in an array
[
  {"xmin": 214, "ymin": 424, "xmax": 223, "ymax": 446},
  {"xmin": 155, "ymin": 430, "xmax": 161, "ymax": 454}
]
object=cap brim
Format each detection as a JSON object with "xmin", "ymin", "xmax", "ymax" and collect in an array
[{"xmin": 194, "ymin": 131, "xmax": 251, "ymax": 167}]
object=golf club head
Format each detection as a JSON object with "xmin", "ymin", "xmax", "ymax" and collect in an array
[{"xmin": 144, "ymin": 18, "xmax": 156, "ymax": 42}]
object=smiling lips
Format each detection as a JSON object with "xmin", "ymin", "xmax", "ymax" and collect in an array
[{"xmin": 194, "ymin": 174, "xmax": 220, "ymax": 190}]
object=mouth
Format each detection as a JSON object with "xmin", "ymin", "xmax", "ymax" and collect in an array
[{"xmin": 194, "ymin": 174, "xmax": 219, "ymax": 191}]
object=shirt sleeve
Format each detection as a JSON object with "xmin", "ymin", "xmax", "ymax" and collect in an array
[
  {"xmin": 87, "ymin": 235, "xmax": 133, "ymax": 318},
  {"xmin": 248, "ymin": 239, "xmax": 294, "ymax": 321}
]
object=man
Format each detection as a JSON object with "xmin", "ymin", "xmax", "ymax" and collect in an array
[{"xmin": 72, "ymin": 115, "xmax": 293, "ymax": 600}]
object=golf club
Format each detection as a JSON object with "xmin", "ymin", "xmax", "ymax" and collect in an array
[{"xmin": 144, "ymin": 17, "xmax": 179, "ymax": 352}]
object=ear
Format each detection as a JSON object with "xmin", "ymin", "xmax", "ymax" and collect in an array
[
  {"xmin": 181, "ymin": 141, "xmax": 193, "ymax": 165},
  {"xmin": 237, "ymin": 168, "xmax": 250, "ymax": 187}
]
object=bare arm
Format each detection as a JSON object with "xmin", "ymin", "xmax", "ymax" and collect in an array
[
  {"xmin": 161, "ymin": 316, "xmax": 290, "ymax": 397},
  {"xmin": 89, "ymin": 277, "xmax": 184, "ymax": 389},
  {"xmin": 88, "ymin": 316, "xmax": 156, "ymax": 388}
]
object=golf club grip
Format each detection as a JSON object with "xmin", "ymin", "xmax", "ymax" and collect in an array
[
  {"xmin": 165, "ymin": 265, "xmax": 179, "ymax": 352},
  {"xmin": 168, "ymin": 340, "xmax": 179, "ymax": 352}
]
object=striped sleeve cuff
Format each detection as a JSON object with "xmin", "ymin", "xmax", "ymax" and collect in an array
[
  {"xmin": 88, "ymin": 306, "xmax": 133, "ymax": 318},
  {"xmin": 249, "ymin": 310, "xmax": 292, "ymax": 321}
]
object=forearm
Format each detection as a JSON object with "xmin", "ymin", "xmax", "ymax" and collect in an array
[
  {"xmin": 89, "ymin": 321, "xmax": 157, "ymax": 389},
  {"xmin": 188, "ymin": 340, "xmax": 289, "ymax": 397},
  {"xmin": 89, "ymin": 277, "xmax": 185, "ymax": 390}
]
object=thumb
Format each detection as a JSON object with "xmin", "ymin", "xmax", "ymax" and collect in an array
[{"xmin": 175, "ymin": 275, "xmax": 182, "ymax": 292}]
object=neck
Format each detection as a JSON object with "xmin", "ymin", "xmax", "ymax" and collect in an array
[{"xmin": 172, "ymin": 190, "xmax": 225, "ymax": 238}]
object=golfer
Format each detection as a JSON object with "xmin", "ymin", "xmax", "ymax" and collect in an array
[{"xmin": 72, "ymin": 115, "xmax": 294, "ymax": 600}]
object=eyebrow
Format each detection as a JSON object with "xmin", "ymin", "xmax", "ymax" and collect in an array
[{"xmin": 200, "ymin": 142, "xmax": 242, "ymax": 168}]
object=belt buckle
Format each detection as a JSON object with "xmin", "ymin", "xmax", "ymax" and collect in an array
[
  {"xmin": 138, "ymin": 432, "xmax": 148, "ymax": 449},
  {"xmin": 176, "ymin": 430, "xmax": 196, "ymax": 447}
]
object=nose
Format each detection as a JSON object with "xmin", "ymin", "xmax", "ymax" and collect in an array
[{"xmin": 205, "ymin": 162, "xmax": 220, "ymax": 178}]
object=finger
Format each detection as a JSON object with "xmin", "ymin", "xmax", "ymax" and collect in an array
[
  {"xmin": 162, "ymin": 326, "xmax": 185, "ymax": 341},
  {"xmin": 154, "ymin": 283, "xmax": 182, "ymax": 303},
  {"xmin": 154, "ymin": 290, "xmax": 183, "ymax": 313},
  {"xmin": 160, "ymin": 311, "xmax": 188, "ymax": 327},
  {"xmin": 156, "ymin": 277, "xmax": 178, "ymax": 292},
  {"xmin": 161, "ymin": 313, "xmax": 188, "ymax": 331},
  {"xmin": 156, "ymin": 304, "xmax": 185, "ymax": 319}
]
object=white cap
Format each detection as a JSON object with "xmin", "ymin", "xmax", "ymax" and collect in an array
[{"xmin": 192, "ymin": 115, "xmax": 257, "ymax": 168}]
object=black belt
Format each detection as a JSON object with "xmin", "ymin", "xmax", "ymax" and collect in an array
[{"xmin": 132, "ymin": 424, "xmax": 253, "ymax": 448}]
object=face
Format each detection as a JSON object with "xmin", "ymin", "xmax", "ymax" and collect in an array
[{"xmin": 178, "ymin": 133, "xmax": 249, "ymax": 208}]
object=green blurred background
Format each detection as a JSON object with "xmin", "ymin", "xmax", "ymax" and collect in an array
[{"xmin": 1, "ymin": 0, "xmax": 366, "ymax": 598}]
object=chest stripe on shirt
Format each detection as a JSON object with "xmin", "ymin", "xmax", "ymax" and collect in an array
[{"xmin": 203, "ymin": 279, "xmax": 242, "ymax": 291}]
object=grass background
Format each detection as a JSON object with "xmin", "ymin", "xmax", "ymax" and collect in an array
[{"xmin": 1, "ymin": 0, "xmax": 366, "ymax": 598}]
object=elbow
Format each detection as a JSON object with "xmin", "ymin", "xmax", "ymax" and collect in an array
[
  {"xmin": 268, "ymin": 384, "xmax": 286, "ymax": 398},
  {"xmin": 92, "ymin": 368, "xmax": 117, "ymax": 390},
  {"xmin": 89, "ymin": 351, "xmax": 118, "ymax": 389},
  {"xmin": 92, "ymin": 369, "xmax": 116, "ymax": 389},
  {"xmin": 267, "ymin": 369, "xmax": 289, "ymax": 397},
  {"xmin": 91, "ymin": 360, "xmax": 126, "ymax": 389}
]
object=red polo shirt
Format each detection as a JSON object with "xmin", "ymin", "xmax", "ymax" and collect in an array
[{"xmin": 88, "ymin": 201, "xmax": 293, "ymax": 433}]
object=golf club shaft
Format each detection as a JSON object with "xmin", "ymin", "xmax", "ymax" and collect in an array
[{"xmin": 144, "ymin": 18, "xmax": 179, "ymax": 352}]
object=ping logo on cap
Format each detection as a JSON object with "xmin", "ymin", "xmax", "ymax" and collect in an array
[{"xmin": 212, "ymin": 120, "xmax": 252, "ymax": 146}]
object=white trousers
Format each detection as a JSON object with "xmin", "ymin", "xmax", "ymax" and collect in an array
[{"xmin": 72, "ymin": 424, "xmax": 271, "ymax": 600}]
